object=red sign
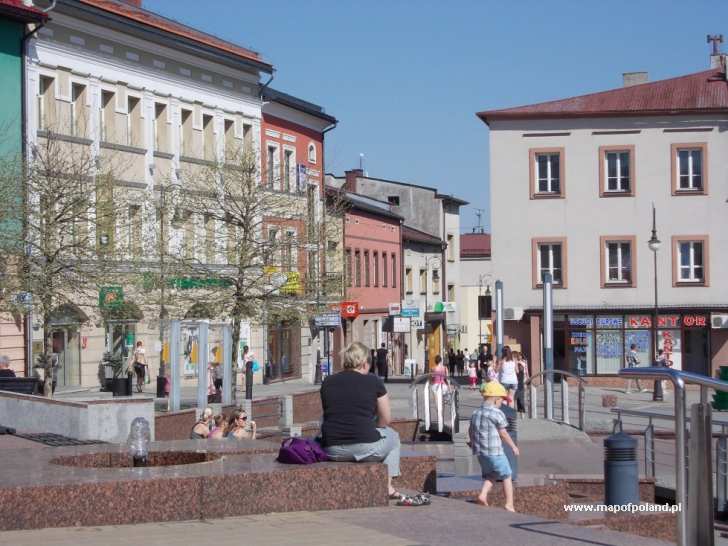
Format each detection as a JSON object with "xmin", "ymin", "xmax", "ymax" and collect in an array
[
  {"xmin": 683, "ymin": 314, "xmax": 707, "ymax": 328},
  {"xmin": 657, "ymin": 315, "xmax": 681, "ymax": 328},
  {"xmin": 340, "ymin": 301, "xmax": 360, "ymax": 319},
  {"xmin": 627, "ymin": 315, "xmax": 652, "ymax": 328}
]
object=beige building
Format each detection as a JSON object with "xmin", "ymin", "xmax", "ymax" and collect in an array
[
  {"xmin": 458, "ymin": 232, "xmax": 493, "ymax": 353},
  {"xmin": 478, "ymin": 61, "xmax": 728, "ymax": 382}
]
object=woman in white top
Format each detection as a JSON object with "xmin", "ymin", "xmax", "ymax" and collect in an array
[
  {"xmin": 132, "ymin": 341, "xmax": 146, "ymax": 393},
  {"xmin": 498, "ymin": 346, "xmax": 518, "ymax": 407}
]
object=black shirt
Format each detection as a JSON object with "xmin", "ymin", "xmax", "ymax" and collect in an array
[
  {"xmin": 0, "ymin": 369, "xmax": 15, "ymax": 378},
  {"xmin": 376, "ymin": 348, "xmax": 387, "ymax": 365},
  {"xmin": 320, "ymin": 370, "xmax": 386, "ymax": 447}
]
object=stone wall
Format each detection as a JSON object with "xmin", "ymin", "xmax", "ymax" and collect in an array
[{"xmin": 291, "ymin": 390, "xmax": 321, "ymax": 424}]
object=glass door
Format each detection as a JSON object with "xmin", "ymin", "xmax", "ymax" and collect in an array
[{"xmin": 51, "ymin": 327, "xmax": 81, "ymax": 389}]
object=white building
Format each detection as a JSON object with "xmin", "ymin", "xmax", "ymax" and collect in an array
[
  {"xmin": 458, "ymin": 232, "xmax": 493, "ymax": 353},
  {"xmin": 478, "ymin": 62, "xmax": 728, "ymax": 382},
  {"xmin": 22, "ymin": 0, "xmax": 319, "ymax": 388}
]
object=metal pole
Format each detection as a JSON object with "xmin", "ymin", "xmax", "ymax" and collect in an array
[
  {"xmin": 495, "ymin": 280, "xmax": 504, "ymax": 358},
  {"xmin": 543, "ymin": 273, "xmax": 554, "ymax": 421},
  {"xmin": 222, "ymin": 324, "xmax": 232, "ymax": 405},
  {"xmin": 169, "ymin": 319, "xmax": 181, "ymax": 412},
  {"xmin": 262, "ymin": 300, "xmax": 269, "ymax": 382},
  {"xmin": 196, "ymin": 322, "xmax": 208, "ymax": 411},
  {"xmin": 424, "ymin": 259, "xmax": 429, "ymax": 373},
  {"xmin": 674, "ymin": 377, "xmax": 687, "ymax": 546},
  {"xmin": 159, "ymin": 184, "xmax": 166, "ymax": 380},
  {"xmin": 478, "ymin": 277, "xmax": 483, "ymax": 349}
]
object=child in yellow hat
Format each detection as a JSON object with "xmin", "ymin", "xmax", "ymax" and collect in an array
[{"xmin": 468, "ymin": 381, "xmax": 520, "ymax": 511}]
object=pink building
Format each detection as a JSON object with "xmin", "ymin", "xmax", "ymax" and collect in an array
[{"xmin": 336, "ymin": 189, "xmax": 403, "ymax": 369}]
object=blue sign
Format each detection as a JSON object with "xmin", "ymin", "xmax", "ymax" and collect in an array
[
  {"xmin": 314, "ymin": 312, "xmax": 341, "ymax": 328},
  {"xmin": 400, "ymin": 307, "xmax": 420, "ymax": 318}
]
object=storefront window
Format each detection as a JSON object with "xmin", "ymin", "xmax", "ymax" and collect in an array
[
  {"xmin": 596, "ymin": 316, "xmax": 623, "ymax": 374},
  {"xmin": 268, "ymin": 321, "xmax": 300, "ymax": 379},
  {"xmin": 624, "ymin": 329, "xmax": 651, "ymax": 368},
  {"xmin": 568, "ymin": 316, "xmax": 594, "ymax": 376},
  {"xmin": 658, "ymin": 329, "xmax": 682, "ymax": 371}
]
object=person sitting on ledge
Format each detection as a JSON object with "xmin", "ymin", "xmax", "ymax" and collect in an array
[
  {"xmin": 0, "ymin": 355, "xmax": 16, "ymax": 378},
  {"xmin": 226, "ymin": 409, "xmax": 256, "ymax": 440},
  {"xmin": 320, "ymin": 342, "xmax": 406, "ymax": 502},
  {"xmin": 190, "ymin": 407, "xmax": 213, "ymax": 439},
  {"xmin": 208, "ymin": 414, "xmax": 226, "ymax": 440}
]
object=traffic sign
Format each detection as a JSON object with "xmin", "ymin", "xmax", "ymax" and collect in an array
[{"xmin": 314, "ymin": 311, "xmax": 341, "ymax": 328}]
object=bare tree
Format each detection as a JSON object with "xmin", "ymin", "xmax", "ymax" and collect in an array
[{"xmin": 0, "ymin": 131, "xmax": 119, "ymax": 395}]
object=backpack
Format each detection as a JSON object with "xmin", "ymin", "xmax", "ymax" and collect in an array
[{"xmin": 277, "ymin": 437, "xmax": 329, "ymax": 465}]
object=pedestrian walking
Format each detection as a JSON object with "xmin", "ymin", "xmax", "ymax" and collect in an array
[
  {"xmin": 456, "ymin": 350, "xmax": 465, "ymax": 377},
  {"xmin": 468, "ymin": 360, "xmax": 478, "ymax": 389},
  {"xmin": 131, "ymin": 341, "xmax": 147, "ymax": 393},
  {"xmin": 624, "ymin": 343, "xmax": 645, "ymax": 394},
  {"xmin": 468, "ymin": 381, "xmax": 520, "ymax": 511},
  {"xmin": 376, "ymin": 343, "xmax": 389, "ymax": 382},
  {"xmin": 447, "ymin": 348, "xmax": 456, "ymax": 377},
  {"xmin": 514, "ymin": 351, "xmax": 529, "ymax": 418},
  {"xmin": 497, "ymin": 347, "xmax": 518, "ymax": 407}
]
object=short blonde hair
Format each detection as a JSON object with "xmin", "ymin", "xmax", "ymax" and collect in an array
[{"xmin": 342, "ymin": 342, "xmax": 369, "ymax": 370}]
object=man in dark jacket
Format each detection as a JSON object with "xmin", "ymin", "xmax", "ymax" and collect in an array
[{"xmin": 376, "ymin": 343, "xmax": 388, "ymax": 382}]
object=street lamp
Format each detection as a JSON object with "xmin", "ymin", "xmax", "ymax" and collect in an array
[
  {"xmin": 648, "ymin": 203, "xmax": 663, "ymax": 401},
  {"xmin": 478, "ymin": 274, "xmax": 491, "ymax": 351}
]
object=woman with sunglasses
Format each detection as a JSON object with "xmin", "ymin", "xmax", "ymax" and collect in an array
[{"xmin": 226, "ymin": 409, "xmax": 256, "ymax": 440}]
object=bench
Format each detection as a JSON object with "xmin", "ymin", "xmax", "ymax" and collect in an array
[{"xmin": 0, "ymin": 378, "xmax": 41, "ymax": 395}]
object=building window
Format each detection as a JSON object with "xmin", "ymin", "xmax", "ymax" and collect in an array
[
  {"xmin": 154, "ymin": 103, "xmax": 168, "ymax": 152},
  {"xmin": 383, "ymin": 253, "xmax": 388, "ymax": 287},
  {"xmin": 204, "ymin": 214, "xmax": 215, "ymax": 264},
  {"xmin": 530, "ymin": 148, "xmax": 564, "ymax": 198},
  {"xmin": 447, "ymin": 234, "xmax": 455, "ymax": 261},
  {"xmin": 327, "ymin": 240, "xmax": 338, "ymax": 252},
  {"xmin": 387, "ymin": 195, "xmax": 400, "ymax": 206},
  {"xmin": 364, "ymin": 250, "xmax": 370, "ymax": 287},
  {"xmin": 126, "ymin": 96, "xmax": 141, "ymax": 147},
  {"xmin": 284, "ymin": 149, "xmax": 293, "ymax": 192},
  {"xmin": 448, "ymin": 284, "xmax": 455, "ymax": 301},
  {"xmin": 38, "ymin": 76, "xmax": 55, "ymax": 131},
  {"xmin": 223, "ymin": 119, "xmax": 236, "ymax": 161},
  {"xmin": 373, "ymin": 252, "xmax": 379, "ymax": 286},
  {"xmin": 673, "ymin": 236, "xmax": 709, "ymax": 286},
  {"xmin": 308, "ymin": 142, "xmax": 316, "ymax": 163},
  {"xmin": 100, "ymin": 90, "xmax": 115, "ymax": 142},
  {"xmin": 391, "ymin": 253, "xmax": 396, "ymax": 288},
  {"xmin": 267, "ymin": 145, "xmax": 277, "ymax": 187},
  {"xmin": 532, "ymin": 238, "xmax": 567, "ymax": 288},
  {"xmin": 282, "ymin": 230, "xmax": 295, "ymax": 272},
  {"xmin": 345, "ymin": 248, "xmax": 352, "ymax": 287},
  {"xmin": 601, "ymin": 236, "xmax": 635, "ymax": 287},
  {"xmin": 354, "ymin": 250, "xmax": 361, "ymax": 287},
  {"xmin": 203, "ymin": 114, "xmax": 214, "ymax": 161},
  {"xmin": 242, "ymin": 123, "xmax": 253, "ymax": 151},
  {"xmin": 70, "ymin": 83, "xmax": 86, "ymax": 137},
  {"xmin": 180, "ymin": 108, "xmax": 193, "ymax": 156},
  {"xmin": 672, "ymin": 144, "xmax": 707, "ymax": 194},
  {"xmin": 599, "ymin": 146, "xmax": 634, "ymax": 196},
  {"xmin": 432, "ymin": 269, "xmax": 440, "ymax": 294},
  {"xmin": 419, "ymin": 269, "xmax": 427, "ymax": 294},
  {"xmin": 406, "ymin": 267, "xmax": 413, "ymax": 294}
]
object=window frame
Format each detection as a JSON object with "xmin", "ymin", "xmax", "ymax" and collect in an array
[
  {"xmin": 364, "ymin": 250, "xmax": 370, "ymax": 287},
  {"xmin": 672, "ymin": 235, "xmax": 709, "ymax": 287},
  {"xmin": 531, "ymin": 237, "xmax": 568, "ymax": 288},
  {"xmin": 598, "ymin": 145, "xmax": 635, "ymax": 197},
  {"xmin": 419, "ymin": 268, "xmax": 427, "ymax": 295},
  {"xmin": 529, "ymin": 147, "xmax": 565, "ymax": 199},
  {"xmin": 405, "ymin": 267, "xmax": 413, "ymax": 294},
  {"xmin": 671, "ymin": 143, "xmax": 708, "ymax": 196},
  {"xmin": 307, "ymin": 142, "xmax": 317, "ymax": 164},
  {"xmin": 599, "ymin": 235, "xmax": 636, "ymax": 288},
  {"xmin": 354, "ymin": 249, "xmax": 361, "ymax": 287}
]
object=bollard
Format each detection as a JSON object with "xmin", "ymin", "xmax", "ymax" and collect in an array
[{"xmin": 604, "ymin": 424, "xmax": 639, "ymax": 506}]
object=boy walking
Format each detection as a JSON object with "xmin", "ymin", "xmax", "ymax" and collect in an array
[{"xmin": 468, "ymin": 381, "xmax": 520, "ymax": 511}]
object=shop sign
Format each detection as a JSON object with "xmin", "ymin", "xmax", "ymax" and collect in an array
[
  {"xmin": 314, "ymin": 311, "xmax": 341, "ymax": 328},
  {"xmin": 99, "ymin": 286, "xmax": 123, "ymax": 309},
  {"xmin": 388, "ymin": 303, "xmax": 401, "ymax": 316},
  {"xmin": 340, "ymin": 301, "xmax": 360, "ymax": 319},
  {"xmin": 657, "ymin": 315, "xmax": 681, "ymax": 328},
  {"xmin": 411, "ymin": 318, "xmax": 424, "ymax": 329},
  {"xmin": 596, "ymin": 316, "xmax": 624, "ymax": 329},
  {"xmin": 626, "ymin": 315, "xmax": 652, "ymax": 329},
  {"xmin": 683, "ymin": 314, "xmax": 707, "ymax": 328},
  {"xmin": 569, "ymin": 316, "xmax": 594, "ymax": 328},
  {"xmin": 400, "ymin": 307, "xmax": 420, "ymax": 318},
  {"xmin": 393, "ymin": 317, "xmax": 410, "ymax": 333}
]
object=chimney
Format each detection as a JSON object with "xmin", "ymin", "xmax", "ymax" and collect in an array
[
  {"xmin": 622, "ymin": 72, "xmax": 648, "ymax": 87},
  {"xmin": 344, "ymin": 169, "xmax": 363, "ymax": 193}
]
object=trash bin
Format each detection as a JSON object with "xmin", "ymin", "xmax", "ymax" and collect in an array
[
  {"xmin": 604, "ymin": 425, "xmax": 639, "ymax": 506},
  {"xmin": 156, "ymin": 376, "xmax": 167, "ymax": 398}
]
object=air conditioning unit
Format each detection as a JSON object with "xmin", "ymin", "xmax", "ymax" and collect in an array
[
  {"xmin": 504, "ymin": 307, "xmax": 524, "ymax": 321},
  {"xmin": 712, "ymin": 313, "xmax": 728, "ymax": 329}
]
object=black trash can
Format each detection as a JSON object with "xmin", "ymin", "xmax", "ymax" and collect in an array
[
  {"xmin": 604, "ymin": 429, "xmax": 639, "ymax": 506},
  {"xmin": 156, "ymin": 376, "xmax": 167, "ymax": 398}
]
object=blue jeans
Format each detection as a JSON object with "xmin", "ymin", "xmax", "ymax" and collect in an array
[{"xmin": 324, "ymin": 427, "xmax": 401, "ymax": 477}]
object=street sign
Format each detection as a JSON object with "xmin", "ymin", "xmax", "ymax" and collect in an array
[
  {"xmin": 411, "ymin": 318, "xmax": 424, "ymax": 329},
  {"xmin": 388, "ymin": 303, "xmax": 401, "ymax": 316},
  {"xmin": 340, "ymin": 301, "xmax": 360, "ymax": 319},
  {"xmin": 14, "ymin": 292, "xmax": 32, "ymax": 306},
  {"xmin": 400, "ymin": 307, "xmax": 419, "ymax": 318},
  {"xmin": 393, "ymin": 317, "xmax": 410, "ymax": 333},
  {"xmin": 314, "ymin": 311, "xmax": 341, "ymax": 328}
]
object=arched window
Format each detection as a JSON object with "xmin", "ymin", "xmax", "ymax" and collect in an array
[{"xmin": 308, "ymin": 142, "xmax": 316, "ymax": 164}]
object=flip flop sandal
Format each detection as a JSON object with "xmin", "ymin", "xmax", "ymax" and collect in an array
[{"xmin": 396, "ymin": 494, "xmax": 430, "ymax": 507}]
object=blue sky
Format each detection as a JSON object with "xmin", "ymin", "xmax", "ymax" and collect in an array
[{"xmin": 147, "ymin": 0, "xmax": 728, "ymax": 231}]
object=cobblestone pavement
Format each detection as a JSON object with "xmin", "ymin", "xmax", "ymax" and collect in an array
[{"xmin": 0, "ymin": 497, "xmax": 673, "ymax": 546}]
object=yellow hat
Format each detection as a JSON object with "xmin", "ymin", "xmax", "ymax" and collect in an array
[{"xmin": 480, "ymin": 381, "xmax": 507, "ymax": 398}]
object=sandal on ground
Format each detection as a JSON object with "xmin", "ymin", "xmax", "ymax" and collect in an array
[{"xmin": 396, "ymin": 493, "xmax": 431, "ymax": 507}]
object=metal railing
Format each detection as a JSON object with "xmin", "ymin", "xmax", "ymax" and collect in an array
[
  {"xmin": 525, "ymin": 370, "xmax": 587, "ymax": 431},
  {"xmin": 619, "ymin": 366, "xmax": 727, "ymax": 546},
  {"xmin": 410, "ymin": 373, "xmax": 460, "ymax": 436}
]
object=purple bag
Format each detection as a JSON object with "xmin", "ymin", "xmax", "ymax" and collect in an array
[{"xmin": 277, "ymin": 437, "xmax": 329, "ymax": 465}]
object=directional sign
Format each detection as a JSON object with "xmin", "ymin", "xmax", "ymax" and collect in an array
[
  {"xmin": 400, "ymin": 307, "xmax": 419, "ymax": 318},
  {"xmin": 315, "ymin": 311, "xmax": 341, "ymax": 328}
]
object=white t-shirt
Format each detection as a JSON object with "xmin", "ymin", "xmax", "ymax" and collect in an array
[{"xmin": 499, "ymin": 359, "xmax": 518, "ymax": 385}]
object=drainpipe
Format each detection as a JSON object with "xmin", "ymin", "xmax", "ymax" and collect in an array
[
  {"xmin": 258, "ymin": 71, "xmax": 275, "ymax": 99},
  {"xmin": 20, "ymin": 2, "xmax": 54, "ymax": 376}
]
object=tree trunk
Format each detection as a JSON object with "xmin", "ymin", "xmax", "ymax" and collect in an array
[{"xmin": 42, "ymin": 314, "xmax": 53, "ymax": 398}]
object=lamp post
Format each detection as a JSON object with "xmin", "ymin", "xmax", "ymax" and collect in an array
[
  {"xmin": 478, "ymin": 274, "xmax": 491, "ymax": 350},
  {"xmin": 648, "ymin": 203, "xmax": 663, "ymax": 401}
]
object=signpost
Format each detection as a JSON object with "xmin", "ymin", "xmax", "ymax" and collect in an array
[{"xmin": 314, "ymin": 311, "xmax": 341, "ymax": 384}]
